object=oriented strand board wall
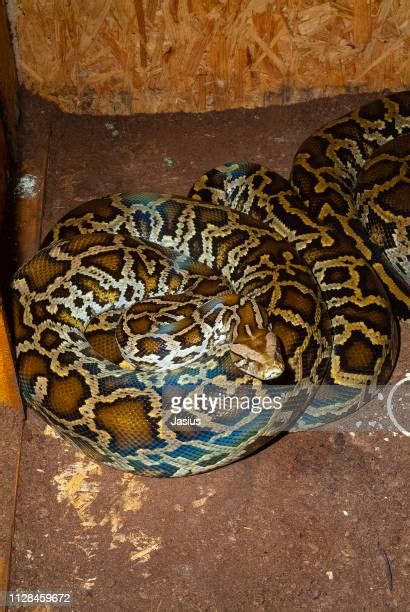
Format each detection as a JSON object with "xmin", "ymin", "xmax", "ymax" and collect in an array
[{"xmin": 7, "ymin": 0, "xmax": 410, "ymax": 115}]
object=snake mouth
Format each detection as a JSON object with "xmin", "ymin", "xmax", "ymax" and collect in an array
[{"xmin": 230, "ymin": 330, "xmax": 285, "ymax": 381}]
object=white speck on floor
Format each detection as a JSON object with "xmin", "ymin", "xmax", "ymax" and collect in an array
[{"xmin": 105, "ymin": 122, "xmax": 119, "ymax": 137}]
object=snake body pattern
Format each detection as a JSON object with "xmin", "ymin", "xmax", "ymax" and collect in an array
[{"xmin": 12, "ymin": 92, "xmax": 410, "ymax": 476}]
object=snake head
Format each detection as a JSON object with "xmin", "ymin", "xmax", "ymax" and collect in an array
[
  {"xmin": 231, "ymin": 328, "xmax": 285, "ymax": 380},
  {"xmin": 228, "ymin": 296, "xmax": 285, "ymax": 380}
]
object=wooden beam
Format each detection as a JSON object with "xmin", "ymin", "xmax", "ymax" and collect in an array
[
  {"xmin": 13, "ymin": 141, "xmax": 49, "ymax": 265},
  {"xmin": 0, "ymin": 117, "xmax": 23, "ymax": 611}
]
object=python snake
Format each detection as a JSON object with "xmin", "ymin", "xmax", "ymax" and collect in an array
[{"xmin": 12, "ymin": 92, "xmax": 410, "ymax": 477}]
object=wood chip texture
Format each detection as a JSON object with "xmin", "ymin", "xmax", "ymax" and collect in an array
[{"xmin": 6, "ymin": 0, "xmax": 410, "ymax": 115}]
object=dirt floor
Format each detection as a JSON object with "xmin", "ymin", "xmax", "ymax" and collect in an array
[{"xmin": 6, "ymin": 90, "xmax": 410, "ymax": 611}]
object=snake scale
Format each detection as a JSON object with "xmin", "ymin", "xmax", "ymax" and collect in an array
[{"xmin": 12, "ymin": 92, "xmax": 410, "ymax": 477}]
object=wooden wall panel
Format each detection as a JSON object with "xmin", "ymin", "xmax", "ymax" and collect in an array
[{"xmin": 7, "ymin": 0, "xmax": 410, "ymax": 115}]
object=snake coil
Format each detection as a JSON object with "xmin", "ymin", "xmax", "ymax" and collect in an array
[{"xmin": 12, "ymin": 92, "xmax": 410, "ymax": 476}]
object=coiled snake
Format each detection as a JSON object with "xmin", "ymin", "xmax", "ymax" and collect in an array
[{"xmin": 12, "ymin": 92, "xmax": 410, "ymax": 477}]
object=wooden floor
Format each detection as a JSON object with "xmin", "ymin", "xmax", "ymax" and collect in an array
[{"xmin": 4, "ymin": 90, "xmax": 410, "ymax": 611}]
